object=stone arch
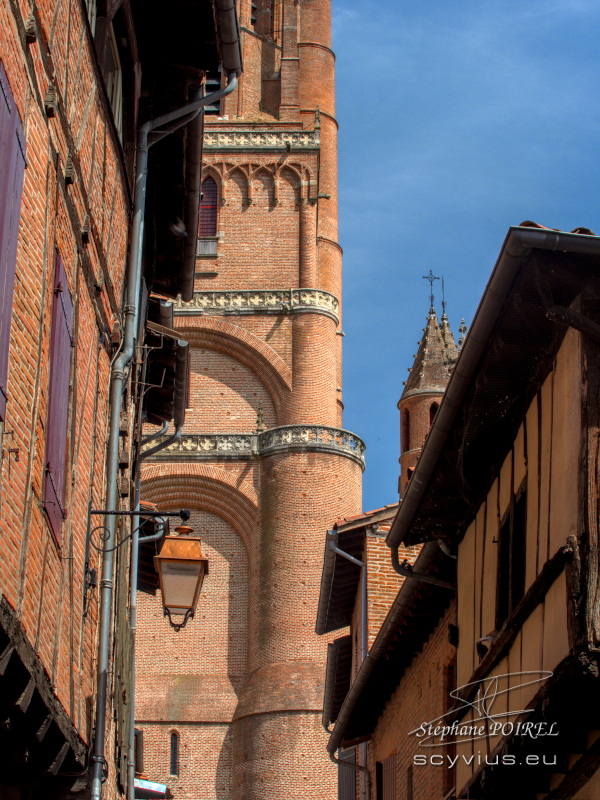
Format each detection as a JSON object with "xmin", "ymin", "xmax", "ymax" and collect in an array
[
  {"xmin": 177, "ymin": 317, "xmax": 291, "ymax": 420},
  {"xmin": 141, "ymin": 464, "xmax": 258, "ymax": 554},
  {"xmin": 201, "ymin": 165, "xmax": 224, "ymax": 205}
]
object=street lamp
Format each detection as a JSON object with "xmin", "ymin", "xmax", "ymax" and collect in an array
[{"xmin": 154, "ymin": 526, "xmax": 209, "ymax": 630}]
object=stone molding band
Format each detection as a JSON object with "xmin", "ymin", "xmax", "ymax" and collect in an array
[
  {"xmin": 175, "ymin": 288, "xmax": 339, "ymax": 323},
  {"xmin": 142, "ymin": 425, "xmax": 366, "ymax": 469},
  {"xmin": 204, "ymin": 129, "xmax": 320, "ymax": 151}
]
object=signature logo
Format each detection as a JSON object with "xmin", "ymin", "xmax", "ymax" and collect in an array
[{"xmin": 409, "ymin": 670, "xmax": 558, "ymax": 746}]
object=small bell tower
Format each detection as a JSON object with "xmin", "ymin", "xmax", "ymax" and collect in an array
[{"xmin": 398, "ymin": 274, "xmax": 459, "ymax": 497}]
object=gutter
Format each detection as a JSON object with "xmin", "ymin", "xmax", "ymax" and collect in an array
[
  {"xmin": 327, "ymin": 541, "xmax": 440, "ymax": 754},
  {"xmin": 322, "ymin": 535, "xmax": 367, "ymax": 800},
  {"xmin": 213, "ymin": 0, "xmax": 243, "ymax": 77},
  {"xmin": 90, "ymin": 73, "xmax": 239, "ymax": 800},
  {"xmin": 387, "ymin": 226, "xmax": 600, "ymax": 552}
]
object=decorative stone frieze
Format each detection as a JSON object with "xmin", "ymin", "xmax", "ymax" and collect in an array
[
  {"xmin": 175, "ymin": 288, "xmax": 339, "ymax": 323},
  {"xmin": 259, "ymin": 425, "xmax": 365, "ymax": 467},
  {"xmin": 142, "ymin": 425, "xmax": 366, "ymax": 469},
  {"xmin": 204, "ymin": 129, "xmax": 320, "ymax": 151}
]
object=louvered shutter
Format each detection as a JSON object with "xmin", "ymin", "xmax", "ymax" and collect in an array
[
  {"xmin": 43, "ymin": 254, "xmax": 73, "ymax": 541},
  {"xmin": 0, "ymin": 61, "xmax": 26, "ymax": 419},
  {"xmin": 382, "ymin": 754, "xmax": 396, "ymax": 800}
]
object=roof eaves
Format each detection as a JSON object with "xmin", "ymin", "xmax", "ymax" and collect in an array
[
  {"xmin": 387, "ymin": 225, "xmax": 600, "ymax": 550},
  {"xmin": 327, "ymin": 540, "xmax": 443, "ymax": 752}
]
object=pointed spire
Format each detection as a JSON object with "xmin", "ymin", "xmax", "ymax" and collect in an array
[{"xmin": 400, "ymin": 301, "xmax": 459, "ymax": 401}]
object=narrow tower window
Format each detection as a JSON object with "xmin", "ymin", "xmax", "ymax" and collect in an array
[
  {"xmin": 170, "ymin": 730, "xmax": 179, "ymax": 776},
  {"xmin": 199, "ymin": 177, "xmax": 218, "ymax": 237},
  {"xmin": 402, "ymin": 409, "xmax": 410, "ymax": 452},
  {"xmin": 429, "ymin": 402, "xmax": 439, "ymax": 426}
]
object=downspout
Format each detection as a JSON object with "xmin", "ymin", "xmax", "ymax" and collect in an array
[
  {"xmin": 389, "ymin": 544, "xmax": 455, "ymax": 591},
  {"xmin": 90, "ymin": 73, "xmax": 238, "ymax": 800},
  {"xmin": 328, "ymin": 536, "xmax": 369, "ymax": 800},
  {"xmin": 127, "ymin": 421, "xmax": 181, "ymax": 800}
]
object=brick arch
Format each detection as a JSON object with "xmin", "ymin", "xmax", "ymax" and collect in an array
[
  {"xmin": 176, "ymin": 317, "xmax": 291, "ymax": 419},
  {"xmin": 225, "ymin": 166, "xmax": 249, "ymax": 207},
  {"xmin": 250, "ymin": 166, "xmax": 275, "ymax": 207},
  {"xmin": 141, "ymin": 463, "xmax": 258, "ymax": 554},
  {"xmin": 276, "ymin": 165, "xmax": 302, "ymax": 206}
]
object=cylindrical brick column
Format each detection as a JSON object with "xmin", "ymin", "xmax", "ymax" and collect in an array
[
  {"xmin": 283, "ymin": 313, "xmax": 339, "ymax": 425},
  {"xmin": 233, "ymin": 450, "xmax": 363, "ymax": 800}
]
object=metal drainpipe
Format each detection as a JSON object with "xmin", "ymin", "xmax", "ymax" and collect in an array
[
  {"xmin": 90, "ymin": 73, "xmax": 238, "ymax": 800},
  {"xmin": 389, "ymin": 543, "xmax": 455, "ymax": 591},
  {"xmin": 328, "ymin": 537, "xmax": 369, "ymax": 799}
]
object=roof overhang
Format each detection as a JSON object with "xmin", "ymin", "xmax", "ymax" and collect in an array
[
  {"xmin": 315, "ymin": 506, "xmax": 398, "ymax": 635},
  {"xmin": 388, "ymin": 225, "xmax": 600, "ymax": 549},
  {"xmin": 327, "ymin": 540, "xmax": 455, "ymax": 750}
]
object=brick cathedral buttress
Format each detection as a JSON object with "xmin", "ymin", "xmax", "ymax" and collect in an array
[{"xmin": 135, "ymin": 0, "xmax": 364, "ymax": 797}]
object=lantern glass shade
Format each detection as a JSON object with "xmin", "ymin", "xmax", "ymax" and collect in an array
[{"xmin": 154, "ymin": 535, "xmax": 209, "ymax": 630}]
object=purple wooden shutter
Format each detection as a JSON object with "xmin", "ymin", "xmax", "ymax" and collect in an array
[
  {"xmin": 43, "ymin": 254, "xmax": 73, "ymax": 541},
  {"xmin": 0, "ymin": 61, "xmax": 26, "ymax": 420}
]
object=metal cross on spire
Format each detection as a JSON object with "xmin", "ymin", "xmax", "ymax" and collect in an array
[{"xmin": 423, "ymin": 270, "xmax": 440, "ymax": 312}]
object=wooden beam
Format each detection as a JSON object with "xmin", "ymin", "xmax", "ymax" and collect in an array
[
  {"xmin": 36, "ymin": 714, "xmax": 52, "ymax": 743},
  {"xmin": 450, "ymin": 545, "xmax": 573, "ymax": 720},
  {"xmin": 542, "ymin": 733, "xmax": 600, "ymax": 800},
  {"xmin": 16, "ymin": 677, "xmax": 35, "ymax": 713},
  {"xmin": 0, "ymin": 644, "xmax": 14, "ymax": 676},
  {"xmin": 46, "ymin": 741, "xmax": 70, "ymax": 776},
  {"xmin": 546, "ymin": 305, "xmax": 600, "ymax": 344}
]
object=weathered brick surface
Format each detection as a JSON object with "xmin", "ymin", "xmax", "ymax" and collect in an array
[
  {"xmin": 369, "ymin": 603, "xmax": 457, "ymax": 800},
  {"xmin": 136, "ymin": 0, "xmax": 363, "ymax": 795},
  {"xmin": 0, "ymin": 0, "xmax": 131, "ymax": 794}
]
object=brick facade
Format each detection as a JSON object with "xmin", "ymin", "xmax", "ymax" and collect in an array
[
  {"xmin": 135, "ymin": 0, "xmax": 364, "ymax": 797},
  {"xmin": 369, "ymin": 604, "xmax": 457, "ymax": 800},
  {"xmin": 0, "ymin": 0, "xmax": 130, "ymax": 794}
]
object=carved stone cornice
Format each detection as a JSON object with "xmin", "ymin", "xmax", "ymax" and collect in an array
[
  {"xmin": 204, "ymin": 129, "xmax": 320, "ymax": 151},
  {"xmin": 175, "ymin": 289, "xmax": 339, "ymax": 323},
  {"xmin": 142, "ymin": 425, "xmax": 365, "ymax": 469},
  {"xmin": 259, "ymin": 425, "xmax": 365, "ymax": 467}
]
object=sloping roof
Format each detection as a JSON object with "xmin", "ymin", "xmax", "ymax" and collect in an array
[
  {"xmin": 315, "ymin": 505, "xmax": 399, "ymax": 635},
  {"xmin": 322, "ymin": 635, "xmax": 353, "ymax": 729},
  {"xmin": 327, "ymin": 541, "xmax": 455, "ymax": 750},
  {"xmin": 388, "ymin": 224, "xmax": 600, "ymax": 548},
  {"xmin": 400, "ymin": 308, "xmax": 458, "ymax": 401}
]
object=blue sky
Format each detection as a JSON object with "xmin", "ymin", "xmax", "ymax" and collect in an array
[{"xmin": 333, "ymin": 0, "xmax": 600, "ymax": 511}]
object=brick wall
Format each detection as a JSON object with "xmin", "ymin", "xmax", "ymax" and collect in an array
[
  {"xmin": 399, "ymin": 392, "xmax": 443, "ymax": 496},
  {"xmin": 136, "ymin": 0, "xmax": 364, "ymax": 796},
  {"xmin": 0, "ymin": 0, "xmax": 130, "ymax": 791},
  {"xmin": 369, "ymin": 603, "xmax": 457, "ymax": 800}
]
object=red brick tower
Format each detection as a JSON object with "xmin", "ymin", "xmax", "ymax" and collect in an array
[
  {"xmin": 399, "ymin": 306, "xmax": 458, "ymax": 497},
  {"xmin": 135, "ymin": 0, "xmax": 364, "ymax": 797}
]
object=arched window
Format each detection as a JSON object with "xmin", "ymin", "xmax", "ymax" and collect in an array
[
  {"xmin": 170, "ymin": 730, "xmax": 179, "ymax": 776},
  {"xmin": 429, "ymin": 402, "xmax": 439, "ymax": 426},
  {"xmin": 402, "ymin": 409, "xmax": 410, "ymax": 452},
  {"xmin": 199, "ymin": 177, "xmax": 218, "ymax": 237}
]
